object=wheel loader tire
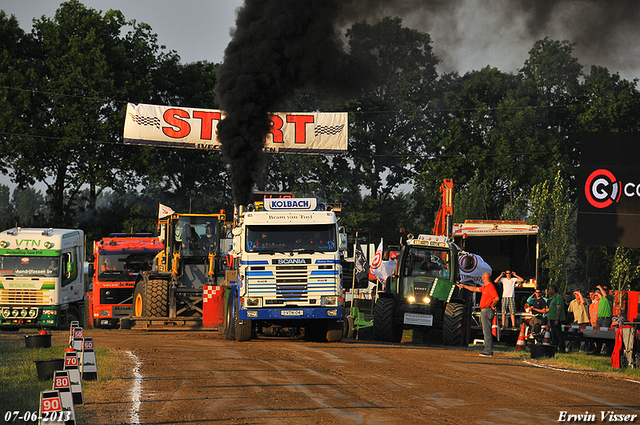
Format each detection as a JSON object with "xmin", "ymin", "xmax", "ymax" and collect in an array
[
  {"xmin": 133, "ymin": 282, "xmax": 146, "ymax": 317},
  {"xmin": 443, "ymin": 302, "xmax": 465, "ymax": 346},
  {"xmin": 133, "ymin": 278, "xmax": 169, "ymax": 317},
  {"xmin": 373, "ymin": 297, "xmax": 401, "ymax": 343}
]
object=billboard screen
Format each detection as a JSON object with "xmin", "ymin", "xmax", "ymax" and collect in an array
[{"xmin": 577, "ymin": 133, "xmax": 640, "ymax": 247}]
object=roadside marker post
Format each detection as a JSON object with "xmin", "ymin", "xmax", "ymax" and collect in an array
[
  {"xmin": 52, "ymin": 370, "xmax": 76, "ymax": 425},
  {"xmin": 68, "ymin": 321, "xmax": 80, "ymax": 346},
  {"xmin": 63, "ymin": 350, "xmax": 84, "ymax": 405},
  {"xmin": 38, "ymin": 390, "xmax": 64, "ymax": 425},
  {"xmin": 81, "ymin": 337, "xmax": 99, "ymax": 380},
  {"xmin": 71, "ymin": 327, "xmax": 84, "ymax": 352}
]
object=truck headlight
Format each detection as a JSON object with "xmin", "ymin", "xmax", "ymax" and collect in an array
[
  {"xmin": 326, "ymin": 309, "xmax": 338, "ymax": 316},
  {"xmin": 1, "ymin": 308, "xmax": 10, "ymax": 318},
  {"xmin": 247, "ymin": 310, "xmax": 258, "ymax": 318},
  {"xmin": 29, "ymin": 308, "xmax": 38, "ymax": 318},
  {"xmin": 321, "ymin": 296, "xmax": 338, "ymax": 307},
  {"xmin": 245, "ymin": 297, "xmax": 262, "ymax": 307},
  {"xmin": 20, "ymin": 309, "xmax": 27, "ymax": 317},
  {"xmin": 100, "ymin": 310, "xmax": 110, "ymax": 317}
]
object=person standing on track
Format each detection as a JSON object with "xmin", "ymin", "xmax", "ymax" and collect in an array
[
  {"xmin": 495, "ymin": 270, "xmax": 523, "ymax": 329},
  {"xmin": 545, "ymin": 284, "xmax": 566, "ymax": 353},
  {"xmin": 458, "ymin": 272, "xmax": 499, "ymax": 358}
]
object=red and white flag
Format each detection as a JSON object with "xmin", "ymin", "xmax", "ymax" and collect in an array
[
  {"xmin": 370, "ymin": 240, "xmax": 396, "ymax": 286},
  {"xmin": 158, "ymin": 203, "xmax": 174, "ymax": 219}
]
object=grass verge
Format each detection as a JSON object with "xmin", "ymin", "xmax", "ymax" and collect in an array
[{"xmin": 0, "ymin": 332, "xmax": 128, "ymax": 424}]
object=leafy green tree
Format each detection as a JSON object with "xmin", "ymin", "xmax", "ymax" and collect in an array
[
  {"xmin": 519, "ymin": 37, "xmax": 584, "ymax": 189},
  {"xmin": 13, "ymin": 187, "xmax": 45, "ymax": 227},
  {"xmin": 578, "ymin": 65, "xmax": 640, "ymax": 132},
  {"xmin": 609, "ymin": 248, "xmax": 640, "ymax": 293},
  {"xmin": 4, "ymin": 1, "xmax": 172, "ymax": 226},
  {"xmin": 345, "ymin": 18, "xmax": 439, "ymax": 203},
  {"xmin": 529, "ymin": 171, "xmax": 576, "ymax": 292},
  {"xmin": 0, "ymin": 184, "xmax": 13, "ymax": 228}
]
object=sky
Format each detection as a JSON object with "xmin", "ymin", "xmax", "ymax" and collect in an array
[
  {"xmin": 4, "ymin": 0, "xmax": 640, "ymax": 79},
  {"xmin": 2, "ymin": 0, "xmax": 243, "ymax": 64}
]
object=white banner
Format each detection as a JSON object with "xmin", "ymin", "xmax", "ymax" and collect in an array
[{"xmin": 123, "ymin": 103, "xmax": 347, "ymax": 154}]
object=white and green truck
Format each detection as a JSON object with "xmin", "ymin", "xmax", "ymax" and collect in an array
[{"xmin": 0, "ymin": 228, "xmax": 85, "ymax": 329}]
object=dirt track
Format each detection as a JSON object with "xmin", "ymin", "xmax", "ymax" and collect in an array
[{"xmin": 46, "ymin": 330, "xmax": 640, "ymax": 424}]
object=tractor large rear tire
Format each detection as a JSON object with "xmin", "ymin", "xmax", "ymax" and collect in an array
[
  {"xmin": 443, "ymin": 302, "xmax": 466, "ymax": 346},
  {"xmin": 373, "ymin": 297, "xmax": 402, "ymax": 343}
]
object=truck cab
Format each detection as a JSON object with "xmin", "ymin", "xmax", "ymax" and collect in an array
[
  {"xmin": 0, "ymin": 228, "xmax": 85, "ymax": 329},
  {"xmin": 87, "ymin": 234, "xmax": 163, "ymax": 328}
]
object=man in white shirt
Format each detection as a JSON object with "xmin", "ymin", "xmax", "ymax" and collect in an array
[{"xmin": 495, "ymin": 270, "xmax": 523, "ymax": 328}]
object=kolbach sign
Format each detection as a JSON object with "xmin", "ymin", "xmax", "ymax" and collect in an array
[
  {"xmin": 577, "ymin": 133, "xmax": 640, "ymax": 247},
  {"xmin": 123, "ymin": 103, "xmax": 347, "ymax": 154}
]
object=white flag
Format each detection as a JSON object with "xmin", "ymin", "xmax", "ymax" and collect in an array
[
  {"xmin": 370, "ymin": 240, "xmax": 396, "ymax": 284},
  {"xmin": 158, "ymin": 203, "xmax": 175, "ymax": 219}
]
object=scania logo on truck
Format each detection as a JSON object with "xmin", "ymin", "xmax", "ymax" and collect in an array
[
  {"xmin": 273, "ymin": 259, "xmax": 311, "ymax": 265},
  {"xmin": 264, "ymin": 198, "xmax": 317, "ymax": 211}
]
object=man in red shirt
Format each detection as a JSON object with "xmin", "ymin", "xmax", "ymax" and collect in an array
[{"xmin": 458, "ymin": 272, "xmax": 499, "ymax": 357}]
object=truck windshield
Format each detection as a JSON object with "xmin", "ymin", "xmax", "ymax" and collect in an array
[
  {"xmin": 97, "ymin": 253, "xmax": 157, "ymax": 282},
  {"xmin": 246, "ymin": 224, "xmax": 337, "ymax": 253},
  {"xmin": 0, "ymin": 255, "xmax": 61, "ymax": 277}
]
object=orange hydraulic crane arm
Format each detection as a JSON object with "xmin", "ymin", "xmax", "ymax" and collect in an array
[{"xmin": 432, "ymin": 178, "xmax": 454, "ymax": 237}]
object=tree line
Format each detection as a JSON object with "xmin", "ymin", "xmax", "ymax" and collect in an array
[{"xmin": 1, "ymin": 1, "xmax": 640, "ymax": 293}]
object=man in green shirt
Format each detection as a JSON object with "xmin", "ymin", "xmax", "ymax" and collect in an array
[
  {"xmin": 590, "ymin": 289, "xmax": 613, "ymax": 355},
  {"xmin": 546, "ymin": 284, "xmax": 566, "ymax": 353}
]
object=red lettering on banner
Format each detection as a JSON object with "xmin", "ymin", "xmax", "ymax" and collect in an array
[
  {"xmin": 163, "ymin": 108, "xmax": 191, "ymax": 138},
  {"xmin": 193, "ymin": 111, "xmax": 221, "ymax": 140},
  {"xmin": 287, "ymin": 115, "xmax": 314, "ymax": 143},
  {"xmin": 267, "ymin": 115, "xmax": 284, "ymax": 143}
]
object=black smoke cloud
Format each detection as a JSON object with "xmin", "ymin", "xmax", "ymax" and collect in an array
[{"xmin": 216, "ymin": 0, "xmax": 640, "ymax": 206}]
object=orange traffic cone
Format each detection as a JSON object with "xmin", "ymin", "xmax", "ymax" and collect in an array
[
  {"xmin": 542, "ymin": 326, "xmax": 552, "ymax": 346},
  {"xmin": 515, "ymin": 322, "xmax": 526, "ymax": 351}
]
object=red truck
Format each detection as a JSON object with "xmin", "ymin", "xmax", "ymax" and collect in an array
[{"xmin": 86, "ymin": 234, "xmax": 164, "ymax": 328}]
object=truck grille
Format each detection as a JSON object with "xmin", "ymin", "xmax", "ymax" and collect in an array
[
  {"xmin": 247, "ymin": 263, "xmax": 339, "ymax": 304},
  {"xmin": 100, "ymin": 288, "xmax": 133, "ymax": 305},
  {"xmin": 0, "ymin": 289, "xmax": 49, "ymax": 305}
]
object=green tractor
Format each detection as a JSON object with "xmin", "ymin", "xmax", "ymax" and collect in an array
[{"xmin": 373, "ymin": 234, "xmax": 473, "ymax": 346}]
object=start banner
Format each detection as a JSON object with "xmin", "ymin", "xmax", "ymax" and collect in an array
[{"xmin": 123, "ymin": 103, "xmax": 347, "ymax": 154}]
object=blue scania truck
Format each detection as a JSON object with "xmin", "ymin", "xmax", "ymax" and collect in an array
[{"xmin": 225, "ymin": 198, "xmax": 346, "ymax": 341}]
